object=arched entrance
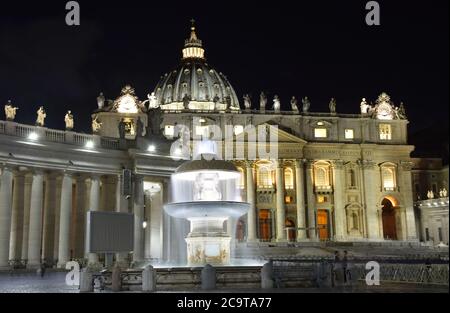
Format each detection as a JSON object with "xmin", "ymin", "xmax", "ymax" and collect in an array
[
  {"xmin": 258, "ymin": 209, "xmax": 272, "ymax": 242},
  {"xmin": 286, "ymin": 219, "xmax": 296, "ymax": 242},
  {"xmin": 381, "ymin": 198, "xmax": 397, "ymax": 240}
]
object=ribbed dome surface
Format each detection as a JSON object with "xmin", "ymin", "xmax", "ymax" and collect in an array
[{"xmin": 152, "ymin": 22, "xmax": 240, "ymax": 110}]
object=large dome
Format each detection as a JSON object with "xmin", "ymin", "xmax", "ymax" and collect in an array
[{"xmin": 153, "ymin": 23, "xmax": 240, "ymax": 112}]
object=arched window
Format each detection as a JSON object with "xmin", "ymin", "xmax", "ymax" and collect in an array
[
  {"xmin": 314, "ymin": 162, "xmax": 331, "ymax": 188},
  {"xmin": 284, "ymin": 168, "xmax": 294, "ymax": 189},
  {"xmin": 257, "ymin": 161, "xmax": 274, "ymax": 188},
  {"xmin": 381, "ymin": 164, "xmax": 396, "ymax": 191}
]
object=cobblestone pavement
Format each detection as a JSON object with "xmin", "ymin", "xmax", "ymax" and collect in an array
[
  {"xmin": 0, "ymin": 271, "xmax": 79, "ymax": 293},
  {"xmin": 0, "ymin": 271, "xmax": 447, "ymax": 293}
]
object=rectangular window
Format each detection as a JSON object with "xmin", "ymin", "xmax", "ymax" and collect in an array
[
  {"xmin": 438, "ymin": 227, "xmax": 443, "ymax": 242},
  {"xmin": 285, "ymin": 196, "xmax": 293, "ymax": 204},
  {"xmin": 425, "ymin": 228, "xmax": 430, "ymax": 241},
  {"xmin": 314, "ymin": 128, "xmax": 327, "ymax": 138},
  {"xmin": 379, "ymin": 124, "xmax": 392, "ymax": 140},
  {"xmin": 344, "ymin": 129, "xmax": 354, "ymax": 139}
]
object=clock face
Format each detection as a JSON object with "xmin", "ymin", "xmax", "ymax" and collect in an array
[
  {"xmin": 376, "ymin": 102, "xmax": 393, "ymax": 120},
  {"xmin": 117, "ymin": 95, "xmax": 138, "ymax": 113}
]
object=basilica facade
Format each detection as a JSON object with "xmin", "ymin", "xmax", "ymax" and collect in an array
[{"xmin": 0, "ymin": 24, "xmax": 428, "ymax": 270}]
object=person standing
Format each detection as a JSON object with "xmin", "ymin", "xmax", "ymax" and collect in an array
[{"xmin": 342, "ymin": 251, "xmax": 349, "ymax": 283}]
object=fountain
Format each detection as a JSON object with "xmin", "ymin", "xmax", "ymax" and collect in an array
[{"xmin": 164, "ymin": 144, "xmax": 250, "ymax": 266}]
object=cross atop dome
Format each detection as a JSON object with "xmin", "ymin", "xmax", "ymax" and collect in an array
[{"xmin": 182, "ymin": 19, "xmax": 205, "ymax": 60}]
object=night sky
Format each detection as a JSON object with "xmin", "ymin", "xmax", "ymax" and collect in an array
[{"xmin": 0, "ymin": 0, "xmax": 448, "ymax": 156}]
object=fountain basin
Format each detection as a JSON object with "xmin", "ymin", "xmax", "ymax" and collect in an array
[{"xmin": 164, "ymin": 201, "xmax": 250, "ymax": 219}]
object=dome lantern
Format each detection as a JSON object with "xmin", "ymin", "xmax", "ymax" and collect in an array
[{"xmin": 182, "ymin": 19, "xmax": 205, "ymax": 60}]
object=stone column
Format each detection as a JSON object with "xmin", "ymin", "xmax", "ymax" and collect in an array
[
  {"xmin": 133, "ymin": 175, "xmax": 144, "ymax": 262},
  {"xmin": 332, "ymin": 160, "xmax": 346, "ymax": 241},
  {"xmin": 74, "ymin": 176, "xmax": 86, "ymax": 258},
  {"xmin": 116, "ymin": 174, "xmax": 128, "ymax": 265},
  {"xmin": 245, "ymin": 161, "xmax": 257, "ymax": 242},
  {"xmin": 57, "ymin": 172, "xmax": 73, "ymax": 268},
  {"xmin": 9, "ymin": 172, "xmax": 25, "ymax": 261},
  {"xmin": 305, "ymin": 161, "xmax": 317, "ymax": 240},
  {"xmin": 399, "ymin": 161, "xmax": 418, "ymax": 241},
  {"xmin": 361, "ymin": 160, "xmax": 381, "ymax": 240},
  {"xmin": 53, "ymin": 177, "xmax": 62, "ymax": 262},
  {"xmin": 21, "ymin": 175, "xmax": 32, "ymax": 261},
  {"xmin": 275, "ymin": 160, "xmax": 286, "ymax": 241},
  {"xmin": 27, "ymin": 170, "xmax": 45, "ymax": 268},
  {"xmin": 295, "ymin": 160, "xmax": 306, "ymax": 240},
  {"xmin": 42, "ymin": 174, "xmax": 56, "ymax": 264},
  {"xmin": 0, "ymin": 167, "xmax": 14, "ymax": 269},
  {"xmin": 87, "ymin": 175, "xmax": 100, "ymax": 265},
  {"xmin": 150, "ymin": 186, "xmax": 163, "ymax": 259}
]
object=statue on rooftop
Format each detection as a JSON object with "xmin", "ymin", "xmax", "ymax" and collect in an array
[
  {"xmin": 64, "ymin": 110, "xmax": 74, "ymax": 131},
  {"xmin": 329, "ymin": 98, "xmax": 337, "ymax": 114},
  {"xmin": 182, "ymin": 94, "xmax": 190, "ymax": 110},
  {"xmin": 97, "ymin": 92, "xmax": 105, "ymax": 110},
  {"xmin": 259, "ymin": 92, "xmax": 267, "ymax": 111},
  {"xmin": 4, "ymin": 100, "xmax": 18, "ymax": 121},
  {"xmin": 36, "ymin": 106, "xmax": 46, "ymax": 127},
  {"xmin": 273, "ymin": 95, "xmax": 281, "ymax": 112},
  {"xmin": 302, "ymin": 97, "xmax": 310, "ymax": 113},
  {"xmin": 360, "ymin": 98, "xmax": 371, "ymax": 114},
  {"xmin": 243, "ymin": 94, "xmax": 252, "ymax": 111},
  {"xmin": 290, "ymin": 96, "xmax": 299, "ymax": 113},
  {"xmin": 148, "ymin": 92, "xmax": 158, "ymax": 109}
]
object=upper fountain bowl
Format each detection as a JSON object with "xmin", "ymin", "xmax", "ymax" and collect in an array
[{"xmin": 173, "ymin": 158, "xmax": 240, "ymax": 181}]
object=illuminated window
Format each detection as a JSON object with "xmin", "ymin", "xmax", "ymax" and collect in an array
[
  {"xmin": 285, "ymin": 196, "xmax": 293, "ymax": 204},
  {"xmin": 257, "ymin": 162, "xmax": 274, "ymax": 188},
  {"xmin": 344, "ymin": 129, "xmax": 354, "ymax": 139},
  {"xmin": 314, "ymin": 128, "xmax": 327, "ymax": 138},
  {"xmin": 284, "ymin": 168, "xmax": 294, "ymax": 189},
  {"xmin": 164, "ymin": 125, "xmax": 175, "ymax": 137},
  {"xmin": 237, "ymin": 167, "xmax": 245, "ymax": 189},
  {"xmin": 317, "ymin": 195, "xmax": 327, "ymax": 203},
  {"xmin": 234, "ymin": 125, "xmax": 244, "ymax": 136},
  {"xmin": 381, "ymin": 165, "xmax": 396, "ymax": 191},
  {"xmin": 379, "ymin": 124, "xmax": 392, "ymax": 140}
]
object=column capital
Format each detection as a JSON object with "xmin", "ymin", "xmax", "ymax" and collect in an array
[
  {"xmin": 358, "ymin": 159, "xmax": 376, "ymax": 170},
  {"xmin": 244, "ymin": 160, "xmax": 256, "ymax": 168},
  {"xmin": 331, "ymin": 159, "xmax": 345, "ymax": 169},
  {"xmin": 294, "ymin": 159, "xmax": 307, "ymax": 168},
  {"xmin": 399, "ymin": 161, "xmax": 414, "ymax": 171}
]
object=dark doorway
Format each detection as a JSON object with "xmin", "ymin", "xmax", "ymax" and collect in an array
[{"xmin": 382, "ymin": 198, "xmax": 397, "ymax": 240}]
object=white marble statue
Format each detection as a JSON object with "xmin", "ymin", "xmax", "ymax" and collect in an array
[
  {"xmin": 92, "ymin": 115, "xmax": 102, "ymax": 133},
  {"xmin": 97, "ymin": 92, "xmax": 105, "ymax": 109},
  {"xmin": 148, "ymin": 92, "xmax": 158, "ymax": 109},
  {"xmin": 4, "ymin": 101, "xmax": 18, "ymax": 121},
  {"xmin": 64, "ymin": 110, "xmax": 74, "ymax": 130},
  {"xmin": 427, "ymin": 190, "xmax": 435, "ymax": 199},
  {"xmin": 273, "ymin": 95, "xmax": 281, "ymax": 112},
  {"xmin": 290, "ymin": 96, "xmax": 299, "ymax": 113},
  {"xmin": 243, "ymin": 94, "xmax": 251, "ymax": 110},
  {"xmin": 443, "ymin": 188, "xmax": 448, "ymax": 197},
  {"xmin": 259, "ymin": 92, "xmax": 267, "ymax": 111},
  {"xmin": 329, "ymin": 98, "xmax": 337, "ymax": 114},
  {"xmin": 36, "ymin": 106, "xmax": 46, "ymax": 127},
  {"xmin": 360, "ymin": 98, "xmax": 371, "ymax": 114},
  {"xmin": 302, "ymin": 97, "xmax": 310, "ymax": 113}
]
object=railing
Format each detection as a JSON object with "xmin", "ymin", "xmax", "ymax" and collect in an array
[
  {"xmin": 0, "ymin": 120, "xmax": 121, "ymax": 150},
  {"xmin": 45, "ymin": 129, "xmax": 66, "ymax": 143}
]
